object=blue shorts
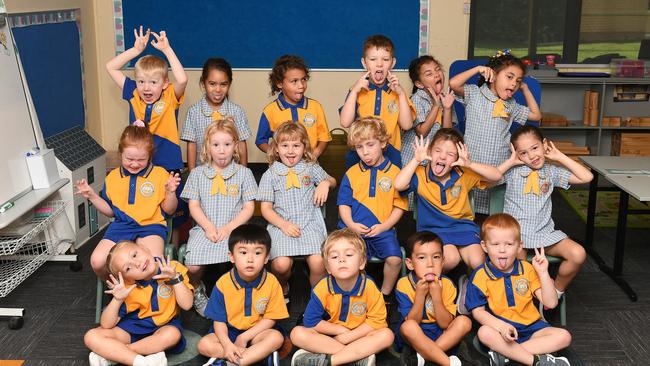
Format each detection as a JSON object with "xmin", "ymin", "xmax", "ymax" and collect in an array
[
  {"xmin": 118, "ymin": 317, "xmax": 186, "ymax": 354},
  {"xmin": 364, "ymin": 231, "xmax": 402, "ymax": 259},
  {"xmin": 421, "ymin": 323, "xmax": 444, "ymax": 341},
  {"xmin": 209, "ymin": 324, "xmax": 285, "ymax": 344},
  {"xmin": 104, "ymin": 222, "xmax": 167, "ymax": 243},
  {"xmin": 513, "ymin": 319, "xmax": 550, "ymax": 343},
  {"xmin": 345, "ymin": 144, "xmax": 403, "ymax": 169},
  {"xmin": 437, "ymin": 230, "xmax": 480, "ymax": 247}
]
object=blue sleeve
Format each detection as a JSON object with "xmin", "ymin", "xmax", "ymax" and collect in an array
[
  {"xmin": 122, "ymin": 77, "xmax": 136, "ymax": 101},
  {"xmin": 465, "ymin": 272, "xmax": 487, "ymax": 312},
  {"xmin": 255, "ymin": 113, "xmax": 272, "ymax": 146},
  {"xmin": 204, "ymin": 285, "xmax": 227, "ymax": 323},
  {"xmin": 336, "ymin": 174, "xmax": 353, "ymax": 206},
  {"xmin": 302, "ymin": 291, "xmax": 327, "ymax": 328},
  {"xmin": 394, "ymin": 289, "xmax": 413, "ymax": 320}
]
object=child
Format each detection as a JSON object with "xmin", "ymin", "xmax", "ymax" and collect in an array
[
  {"xmin": 255, "ymin": 55, "xmax": 331, "ymax": 159},
  {"xmin": 182, "ymin": 58, "xmax": 252, "ymax": 168},
  {"xmin": 198, "ymin": 224, "xmax": 288, "ymax": 366},
  {"xmin": 394, "ymin": 128, "xmax": 502, "ymax": 273},
  {"xmin": 180, "ymin": 120, "xmax": 258, "ymax": 316},
  {"xmin": 498, "ymin": 126, "xmax": 591, "ymax": 301},
  {"xmin": 448, "ymin": 50, "xmax": 541, "ymax": 214},
  {"xmin": 466, "ymin": 213, "xmax": 571, "ymax": 366},
  {"xmin": 106, "ymin": 26, "xmax": 189, "ymax": 241},
  {"xmin": 337, "ymin": 117, "xmax": 407, "ymax": 301},
  {"xmin": 402, "ymin": 55, "xmax": 456, "ymax": 210},
  {"xmin": 258, "ymin": 122, "xmax": 336, "ymax": 304},
  {"xmin": 339, "ymin": 34, "xmax": 416, "ymax": 168},
  {"xmin": 290, "ymin": 228, "xmax": 394, "ymax": 366},
  {"xmin": 395, "ymin": 231, "xmax": 471, "ymax": 366},
  {"xmin": 75, "ymin": 126, "xmax": 180, "ymax": 278},
  {"xmin": 84, "ymin": 240, "xmax": 193, "ymax": 366}
]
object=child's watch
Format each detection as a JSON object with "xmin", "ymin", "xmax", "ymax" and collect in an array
[{"xmin": 165, "ymin": 273, "xmax": 183, "ymax": 285}]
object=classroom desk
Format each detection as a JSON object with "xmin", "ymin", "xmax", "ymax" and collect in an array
[{"xmin": 580, "ymin": 156, "xmax": 650, "ymax": 302}]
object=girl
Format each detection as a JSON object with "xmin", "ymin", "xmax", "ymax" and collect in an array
[
  {"xmin": 449, "ymin": 50, "xmax": 542, "ymax": 215},
  {"xmin": 255, "ymin": 55, "xmax": 331, "ymax": 159},
  {"xmin": 394, "ymin": 128, "xmax": 503, "ymax": 273},
  {"xmin": 84, "ymin": 241, "xmax": 193, "ymax": 366},
  {"xmin": 258, "ymin": 122, "xmax": 336, "ymax": 305},
  {"xmin": 181, "ymin": 58, "xmax": 252, "ymax": 168},
  {"xmin": 498, "ymin": 125, "xmax": 591, "ymax": 300},
  {"xmin": 75, "ymin": 126, "xmax": 180, "ymax": 278},
  {"xmin": 180, "ymin": 119, "xmax": 257, "ymax": 317},
  {"xmin": 403, "ymin": 55, "xmax": 456, "ymax": 210}
]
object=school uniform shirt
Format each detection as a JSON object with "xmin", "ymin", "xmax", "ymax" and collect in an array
[
  {"xmin": 257, "ymin": 161, "xmax": 330, "ymax": 259},
  {"xmin": 395, "ymin": 272, "xmax": 457, "ymax": 323},
  {"xmin": 465, "ymin": 259, "xmax": 542, "ymax": 327},
  {"xmin": 123, "ymin": 77, "xmax": 184, "ymax": 171},
  {"xmin": 180, "ymin": 96, "xmax": 252, "ymax": 168},
  {"xmin": 504, "ymin": 164, "xmax": 571, "ymax": 249},
  {"xmin": 343, "ymin": 83, "xmax": 416, "ymax": 167},
  {"xmin": 204, "ymin": 269, "xmax": 289, "ymax": 332},
  {"xmin": 180, "ymin": 162, "xmax": 258, "ymax": 265},
  {"xmin": 303, "ymin": 274, "xmax": 387, "ymax": 330},
  {"xmin": 118, "ymin": 259, "xmax": 193, "ymax": 335},
  {"xmin": 101, "ymin": 164, "xmax": 169, "ymax": 240},
  {"xmin": 407, "ymin": 165, "xmax": 485, "ymax": 245},
  {"xmin": 255, "ymin": 93, "xmax": 331, "ymax": 150},
  {"xmin": 337, "ymin": 158, "xmax": 408, "ymax": 240},
  {"xmin": 457, "ymin": 84, "xmax": 529, "ymax": 214}
]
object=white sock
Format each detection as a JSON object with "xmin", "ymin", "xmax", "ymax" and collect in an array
[
  {"xmin": 145, "ymin": 351, "xmax": 167, "ymax": 366},
  {"xmin": 132, "ymin": 355, "xmax": 148, "ymax": 366},
  {"xmin": 450, "ymin": 355, "xmax": 462, "ymax": 366},
  {"xmin": 556, "ymin": 288, "xmax": 564, "ymax": 299}
]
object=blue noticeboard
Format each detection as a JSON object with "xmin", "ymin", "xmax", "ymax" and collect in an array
[
  {"xmin": 12, "ymin": 21, "xmax": 85, "ymax": 138},
  {"xmin": 121, "ymin": 1, "xmax": 420, "ymax": 69}
]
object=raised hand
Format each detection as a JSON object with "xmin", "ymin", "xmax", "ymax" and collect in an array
[
  {"xmin": 105, "ymin": 272, "xmax": 136, "ymax": 301},
  {"xmin": 74, "ymin": 179, "xmax": 96, "ymax": 199},
  {"xmin": 441, "ymin": 89, "xmax": 456, "ymax": 110},
  {"xmin": 165, "ymin": 172, "xmax": 181, "ymax": 193},
  {"xmin": 531, "ymin": 245, "xmax": 549, "ymax": 274},
  {"xmin": 413, "ymin": 135, "xmax": 432, "ymax": 163},
  {"xmin": 352, "ymin": 71, "xmax": 371, "ymax": 93},
  {"xmin": 507, "ymin": 143, "xmax": 524, "ymax": 167},
  {"xmin": 152, "ymin": 256, "xmax": 178, "ymax": 280},
  {"xmin": 451, "ymin": 142, "xmax": 471, "ymax": 167},
  {"xmin": 543, "ymin": 140, "xmax": 565, "ymax": 162},
  {"xmin": 477, "ymin": 66, "xmax": 495, "ymax": 83},
  {"xmin": 387, "ymin": 71, "xmax": 404, "ymax": 95},
  {"xmin": 133, "ymin": 25, "xmax": 150, "ymax": 52},
  {"xmin": 150, "ymin": 30, "xmax": 171, "ymax": 52}
]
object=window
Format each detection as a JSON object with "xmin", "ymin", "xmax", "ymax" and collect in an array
[{"xmin": 469, "ymin": 0, "xmax": 650, "ymax": 63}]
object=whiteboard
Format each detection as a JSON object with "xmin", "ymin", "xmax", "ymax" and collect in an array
[{"xmin": 0, "ymin": 12, "xmax": 40, "ymax": 206}]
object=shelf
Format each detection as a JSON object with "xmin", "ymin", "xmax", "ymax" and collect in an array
[
  {"xmin": 535, "ymin": 76, "xmax": 650, "ymax": 85},
  {"xmin": 0, "ymin": 200, "xmax": 67, "ymax": 256},
  {"xmin": 541, "ymin": 120, "xmax": 599, "ymax": 130},
  {"xmin": 601, "ymin": 126, "xmax": 650, "ymax": 130}
]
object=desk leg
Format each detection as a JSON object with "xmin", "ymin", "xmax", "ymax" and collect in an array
[{"xmin": 585, "ymin": 174, "xmax": 598, "ymax": 248}]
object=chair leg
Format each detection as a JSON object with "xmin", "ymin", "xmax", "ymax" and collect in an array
[
  {"xmin": 178, "ymin": 244, "xmax": 187, "ymax": 264},
  {"xmin": 560, "ymin": 294, "xmax": 567, "ymax": 326},
  {"xmin": 95, "ymin": 277, "xmax": 103, "ymax": 324},
  {"xmin": 400, "ymin": 247, "xmax": 407, "ymax": 277}
]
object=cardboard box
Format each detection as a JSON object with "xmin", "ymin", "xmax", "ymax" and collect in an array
[{"xmin": 25, "ymin": 148, "xmax": 60, "ymax": 189}]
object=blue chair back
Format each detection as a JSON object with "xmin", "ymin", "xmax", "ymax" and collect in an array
[{"xmin": 449, "ymin": 59, "xmax": 542, "ymax": 134}]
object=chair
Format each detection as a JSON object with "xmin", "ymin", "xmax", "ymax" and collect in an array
[{"xmin": 448, "ymin": 59, "xmax": 542, "ymax": 135}]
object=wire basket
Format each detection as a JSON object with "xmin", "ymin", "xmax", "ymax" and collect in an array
[
  {"xmin": 0, "ymin": 200, "xmax": 66, "ymax": 256},
  {"xmin": 0, "ymin": 239, "xmax": 53, "ymax": 297}
]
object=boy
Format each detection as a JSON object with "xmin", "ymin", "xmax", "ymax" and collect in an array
[
  {"xmin": 395, "ymin": 231, "xmax": 471, "ymax": 366},
  {"xmin": 339, "ymin": 34, "xmax": 416, "ymax": 168},
  {"xmin": 84, "ymin": 240, "xmax": 194, "ymax": 366},
  {"xmin": 290, "ymin": 228, "xmax": 394, "ymax": 366},
  {"xmin": 197, "ymin": 224, "xmax": 288, "ymax": 365},
  {"xmin": 466, "ymin": 214, "xmax": 572, "ymax": 366},
  {"xmin": 337, "ymin": 117, "xmax": 407, "ymax": 303},
  {"xmin": 106, "ymin": 26, "xmax": 189, "ymax": 240}
]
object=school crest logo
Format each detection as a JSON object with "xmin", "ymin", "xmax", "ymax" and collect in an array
[
  {"xmin": 140, "ymin": 182, "xmax": 155, "ymax": 197},
  {"xmin": 378, "ymin": 177, "xmax": 393, "ymax": 192},
  {"xmin": 450, "ymin": 185, "xmax": 462, "ymax": 198},
  {"xmin": 540, "ymin": 181, "xmax": 551, "ymax": 194},
  {"xmin": 387, "ymin": 100, "xmax": 398, "ymax": 114},
  {"xmin": 157, "ymin": 284, "xmax": 173, "ymax": 299},
  {"xmin": 255, "ymin": 298, "xmax": 269, "ymax": 314},
  {"xmin": 227, "ymin": 184, "xmax": 239, "ymax": 197},
  {"xmin": 350, "ymin": 302, "xmax": 367, "ymax": 316},
  {"xmin": 303, "ymin": 113, "xmax": 316, "ymax": 127},
  {"xmin": 425, "ymin": 296, "xmax": 435, "ymax": 316},
  {"xmin": 153, "ymin": 101, "xmax": 165, "ymax": 115},
  {"xmin": 302, "ymin": 175, "xmax": 312, "ymax": 187},
  {"xmin": 515, "ymin": 278, "xmax": 529, "ymax": 296}
]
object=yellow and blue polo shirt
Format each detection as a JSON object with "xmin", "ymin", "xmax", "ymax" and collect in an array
[
  {"xmin": 337, "ymin": 158, "xmax": 408, "ymax": 237},
  {"xmin": 204, "ymin": 269, "xmax": 288, "ymax": 332},
  {"xmin": 394, "ymin": 272, "xmax": 457, "ymax": 325},
  {"xmin": 408, "ymin": 165, "xmax": 486, "ymax": 245},
  {"xmin": 256, "ymin": 93, "xmax": 331, "ymax": 150},
  {"xmin": 101, "ymin": 164, "xmax": 169, "ymax": 241},
  {"xmin": 343, "ymin": 83, "xmax": 416, "ymax": 167},
  {"xmin": 117, "ymin": 259, "xmax": 193, "ymax": 334},
  {"xmin": 466, "ymin": 259, "xmax": 542, "ymax": 327},
  {"xmin": 123, "ymin": 77, "xmax": 184, "ymax": 171},
  {"xmin": 303, "ymin": 274, "xmax": 387, "ymax": 330}
]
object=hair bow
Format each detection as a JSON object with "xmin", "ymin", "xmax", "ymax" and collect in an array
[{"xmin": 494, "ymin": 49, "xmax": 511, "ymax": 58}]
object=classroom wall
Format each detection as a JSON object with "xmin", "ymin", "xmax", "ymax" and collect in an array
[{"xmin": 8, "ymin": 0, "xmax": 470, "ymax": 164}]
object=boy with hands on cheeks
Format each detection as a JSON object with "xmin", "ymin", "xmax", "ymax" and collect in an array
[{"xmin": 466, "ymin": 214, "xmax": 572, "ymax": 366}]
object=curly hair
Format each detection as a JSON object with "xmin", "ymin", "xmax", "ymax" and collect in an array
[
  {"xmin": 268, "ymin": 55, "xmax": 310, "ymax": 95},
  {"xmin": 408, "ymin": 55, "xmax": 443, "ymax": 94}
]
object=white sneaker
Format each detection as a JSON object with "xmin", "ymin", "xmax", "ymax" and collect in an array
[
  {"xmin": 89, "ymin": 352, "xmax": 115, "ymax": 366},
  {"xmin": 416, "ymin": 352, "xmax": 425, "ymax": 366},
  {"xmin": 450, "ymin": 355, "xmax": 462, "ymax": 366},
  {"xmin": 194, "ymin": 282, "xmax": 209, "ymax": 317},
  {"xmin": 457, "ymin": 274, "xmax": 470, "ymax": 315},
  {"xmin": 145, "ymin": 351, "xmax": 168, "ymax": 366}
]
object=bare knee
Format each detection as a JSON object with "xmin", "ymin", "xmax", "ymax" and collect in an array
[
  {"xmin": 272, "ymin": 257, "xmax": 293, "ymax": 275},
  {"xmin": 198, "ymin": 335, "xmax": 222, "ymax": 357},
  {"xmin": 569, "ymin": 243, "xmax": 586, "ymax": 265},
  {"xmin": 556, "ymin": 328, "xmax": 572, "ymax": 348},
  {"xmin": 451, "ymin": 315, "xmax": 473, "ymax": 333},
  {"xmin": 371, "ymin": 328, "xmax": 395, "ymax": 348},
  {"xmin": 385, "ymin": 256, "xmax": 402, "ymax": 268},
  {"xmin": 290, "ymin": 326, "xmax": 312, "ymax": 347},
  {"xmin": 266, "ymin": 329, "xmax": 284, "ymax": 349},
  {"xmin": 84, "ymin": 328, "xmax": 101, "ymax": 348},
  {"xmin": 400, "ymin": 319, "xmax": 419, "ymax": 340},
  {"xmin": 157, "ymin": 326, "xmax": 181, "ymax": 346},
  {"xmin": 477, "ymin": 325, "xmax": 498, "ymax": 346},
  {"xmin": 306, "ymin": 255, "xmax": 325, "ymax": 274}
]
